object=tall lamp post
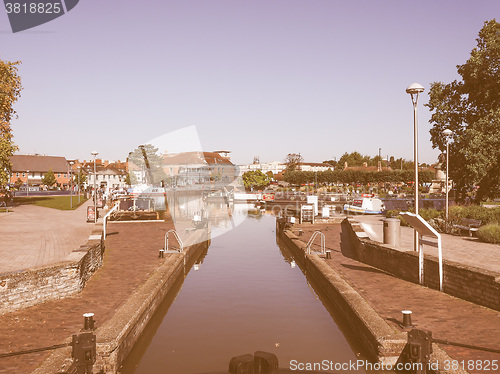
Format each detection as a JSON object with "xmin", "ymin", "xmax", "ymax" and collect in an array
[
  {"xmin": 442, "ymin": 129, "xmax": 453, "ymax": 223},
  {"xmin": 26, "ymin": 170, "xmax": 29, "ymax": 197},
  {"xmin": 406, "ymin": 83, "xmax": 424, "ymax": 252},
  {"xmin": 77, "ymin": 165, "xmax": 81, "ymax": 203},
  {"xmin": 69, "ymin": 161, "xmax": 74, "ymax": 208},
  {"xmin": 91, "ymin": 151, "xmax": 99, "ymax": 222}
]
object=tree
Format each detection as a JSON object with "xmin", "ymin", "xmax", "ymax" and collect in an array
[
  {"xmin": 242, "ymin": 170, "xmax": 270, "ymax": 191},
  {"xmin": 284, "ymin": 153, "xmax": 303, "ymax": 171},
  {"xmin": 426, "ymin": 19, "xmax": 500, "ymax": 202},
  {"xmin": 322, "ymin": 159, "xmax": 338, "ymax": 169},
  {"xmin": 124, "ymin": 173, "xmax": 132, "ymax": 186},
  {"xmin": 337, "ymin": 152, "xmax": 371, "ymax": 167},
  {"xmin": 14, "ymin": 177, "xmax": 23, "ymax": 190},
  {"xmin": 0, "ymin": 58, "xmax": 22, "ymax": 189},
  {"xmin": 127, "ymin": 144, "xmax": 166, "ymax": 186},
  {"xmin": 42, "ymin": 169, "xmax": 57, "ymax": 187},
  {"xmin": 73, "ymin": 170, "xmax": 87, "ymax": 190}
]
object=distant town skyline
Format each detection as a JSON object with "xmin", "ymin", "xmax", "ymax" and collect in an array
[{"xmin": 2, "ymin": 1, "xmax": 499, "ymax": 165}]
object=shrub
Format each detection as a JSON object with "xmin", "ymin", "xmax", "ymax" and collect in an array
[
  {"xmin": 477, "ymin": 223, "xmax": 500, "ymax": 244},
  {"xmin": 449, "ymin": 205, "xmax": 500, "ymax": 225},
  {"xmin": 419, "ymin": 208, "xmax": 442, "ymax": 221},
  {"xmin": 387, "ymin": 208, "xmax": 443, "ymax": 228}
]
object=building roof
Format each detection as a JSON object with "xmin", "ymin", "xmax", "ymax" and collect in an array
[
  {"xmin": 344, "ymin": 166, "xmax": 393, "ymax": 172},
  {"xmin": 300, "ymin": 162, "xmax": 333, "ymax": 167},
  {"xmin": 10, "ymin": 155, "xmax": 69, "ymax": 173},
  {"xmin": 162, "ymin": 151, "xmax": 234, "ymax": 166}
]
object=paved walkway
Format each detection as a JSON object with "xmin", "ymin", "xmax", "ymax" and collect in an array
[
  {"xmin": 0, "ymin": 200, "xmax": 94, "ymax": 273},
  {"xmin": 295, "ymin": 223, "xmax": 500, "ymax": 374},
  {"xmin": 354, "ymin": 214, "xmax": 500, "ymax": 273}
]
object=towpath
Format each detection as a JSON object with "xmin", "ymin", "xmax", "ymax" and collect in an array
[{"xmin": 294, "ymin": 221, "xmax": 500, "ymax": 374}]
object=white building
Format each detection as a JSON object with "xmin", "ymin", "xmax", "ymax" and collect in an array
[{"xmin": 238, "ymin": 161, "xmax": 333, "ymax": 176}]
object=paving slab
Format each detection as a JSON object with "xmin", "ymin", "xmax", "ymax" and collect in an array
[{"xmin": 0, "ymin": 201, "xmax": 95, "ymax": 273}]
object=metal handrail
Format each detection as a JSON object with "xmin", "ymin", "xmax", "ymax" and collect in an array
[
  {"xmin": 306, "ymin": 231, "xmax": 325, "ymax": 255},
  {"xmin": 164, "ymin": 229, "xmax": 184, "ymax": 253},
  {"xmin": 103, "ymin": 202, "xmax": 120, "ymax": 239}
]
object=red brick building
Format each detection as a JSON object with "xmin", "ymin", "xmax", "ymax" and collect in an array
[{"xmin": 9, "ymin": 155, "xmax": 71, "ymax": 189}]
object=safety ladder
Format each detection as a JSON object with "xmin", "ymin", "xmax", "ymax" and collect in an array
[
  {"xmin": 306, "ymin": 231, "xmax": 326, "ymax": 255},
  {"xmin": 159, "ymin": 229, "xmax": 184, "ymax": 257}
]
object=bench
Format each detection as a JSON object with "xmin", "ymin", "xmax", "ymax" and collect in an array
[
  {"xmin": 453, "ymin": 218, "xmax": 482, "ymax": 237},
  {"xmin": 0, "ymin": 206, "xmax": 12, "ymax": 212}
]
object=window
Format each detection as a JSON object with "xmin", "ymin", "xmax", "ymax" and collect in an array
[
  {"xmin": 22, "ymin": 173, "xmax": 25, "ymax": 177},
  {"xmin": 16, "ymin": 173, "xmax": 19, "ymax": 177},
  {"xmin": 58, "ymin": 174, "xmax": 61, "ymax": 178}
]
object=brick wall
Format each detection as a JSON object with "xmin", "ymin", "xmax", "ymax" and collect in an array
[
  {"xmin": 343, "ymin": 218, "xmax": 500, "ymax": 312},
  {"xmin": 0, "ymin": 226, "xmax": 104, "ymax": 315}
]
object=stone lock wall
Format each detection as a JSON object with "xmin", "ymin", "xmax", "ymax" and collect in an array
[
  {"xmin": 343, "ymin": 218, "xmax": 500, "ymax": 311},
  {"xmin": 0, "ymin": 224, "xmax": 104, "ymax": 316}
]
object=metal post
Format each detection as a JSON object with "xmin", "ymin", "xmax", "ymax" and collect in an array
[
  {"xmin": 445, "ymin": 140, "xmax": 449, "ymax": 221},
  {"xmin": 407, "ymin": 83, "xmax": 424, "ymax": 252},
  {"xmin": 69, "ymin": 162, "xmax": 73, "ymax": 209},
  {"xmin": 418, "ymin": 234, "xmax": 424, "ymax": 285},
  {"xmin": 91, "ymin": 152, "xmax": 98, "ymax": 223},
  {"xmin": 94, "ymin": 158, "xmax": 97, "ymax": 222},
  {"xmin": 78, "ymin": 166, "xmax": 81, "ymax": 203},
  {"xmin": 413, "ymin": 100, "xmax": 419, "ymax": 252}
]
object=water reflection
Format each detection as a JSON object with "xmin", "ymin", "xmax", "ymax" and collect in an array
[
  {"xmin": 121, "ymin": 212, "xmax": 372, "ymax": 374},
  {"xmin": 165, "ymin": 191, "xmax": 252, "ymax": 247}
]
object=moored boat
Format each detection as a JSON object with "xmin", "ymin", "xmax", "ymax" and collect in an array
[{"xmin": 343, "ymin": 194, "xmax": 385, "ymax": 214}]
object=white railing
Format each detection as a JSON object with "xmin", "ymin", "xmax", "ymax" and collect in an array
[
  {"xmin": 103, "ymin": 202, "xmax": 120, "ymax": 239},
  {"xmin": 306, "ymin": 231, "xmax": 326, "ymax": 255}
]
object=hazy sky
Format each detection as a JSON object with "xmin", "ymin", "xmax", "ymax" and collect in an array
[{"xmin": 1, "ymin": 1, "xmax": 498, "ymax": 165}]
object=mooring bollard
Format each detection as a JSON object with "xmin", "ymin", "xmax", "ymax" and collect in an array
[
  {"xmin": 402, "ymin": 310, "xmax": 413, "ymax": 328},
  {"xmin": 83, "ymin": 313, "xmax": 95, "ymax": 331},
  {"xmin": 229, "ymin": 354, "xmax": 254, "ymax": 374},
  {"xmin": 407, "ymin": 328, "xmax": 433, "ymax": 374},
  {"xmin": 71, "ymin": 313, "xmax": 97, "ymax": 374},
  {"xmin": 229, "ymin": 351, "xmax": 279, "ymax": 374}
]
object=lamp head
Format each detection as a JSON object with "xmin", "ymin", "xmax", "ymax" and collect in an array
[
  {"xmin": 91, "ymin": 151, "xmax": 98, "ymax": 157},
  {"xmin": 406, "ymin": 83, "xmax": 424, "ymax": 94},
  {"xmin": 442, "ymin": 129, "xmax": 453, "ymax": 137}
]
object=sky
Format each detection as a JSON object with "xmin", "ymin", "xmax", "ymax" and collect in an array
[{"xmin": 1, "ymin": 0, "xmax": 499, "ymax": 165}]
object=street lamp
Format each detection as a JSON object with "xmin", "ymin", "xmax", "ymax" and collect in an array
[
  {"xmin": 77, "ymin": 165, "xmax": 81, "ymax": 203},
  {"xmin": 69, "ymin": 161, "xmax": 74, "ymax": 208},
  {"xmin": 406, "ymin": 82, "xmax": 424, "ymax": 252},
  {"xmin": 442, "ymin": 129, "xmax": 453, "ymax": 223},
  {"xmin": 91, "ymin": 151, "xmax": 99, "ymax": 223},
  {"xmin": 26, "ymin": 170, "xmax": 29, "ymax": 197}
]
